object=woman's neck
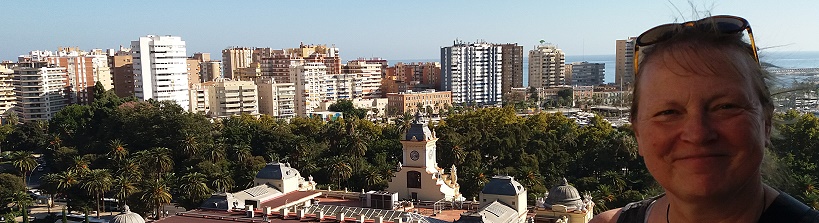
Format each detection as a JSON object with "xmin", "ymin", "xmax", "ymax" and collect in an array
[{"xmin": 655, "ymin": 183, "xmax": 774, "ymax": 223}]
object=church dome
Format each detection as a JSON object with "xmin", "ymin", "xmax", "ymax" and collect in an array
[
  {"xmin": 111, "ymin": 205, "xmax": 145, "ymax": 223},
  {"xmin": 255, "ymin": 163, "xmax": 300, "ymax": 180},
  {"xmin": 544, "ymin": 178, "xmax": 583, "ymax": 209}
]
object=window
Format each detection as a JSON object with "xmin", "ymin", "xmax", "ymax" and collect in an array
[{"xmin": 407, "ymin": 171, "xmax": 421, "ymax": 189}]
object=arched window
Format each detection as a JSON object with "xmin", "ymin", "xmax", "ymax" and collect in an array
[{"xmin": 407, "ymin": 171, "xmax": 422, "ymax": 188}]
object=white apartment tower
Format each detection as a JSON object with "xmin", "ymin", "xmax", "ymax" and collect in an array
[
  {"xmin": 256, "ymin": 78, "xmax": 296, "ymax": 119},
  {"xmin": 343, "ymin": 61, "xmax": 382, "ymax": 99},
  {"xmin": 291, "ymin": 62, "xmax": 330, "ymax": 117},
  {"xmin": 0, "ymin": 65, "xmax": 16, "ymax": 120},
  {"xmin": 131, "ymin": 35, "xmax": 190, "ymax": 111},
  {"xmin": 12, "ymin": 62, "xmax": 69, "ymax": 122},
  {"xmin": 615, "ymin": 37, "xmax": 636, "ymax": 89},
  {"xmin": 440, "ymin": 41, "xmax": 503, "ymax": 105},
  {"xmin": 528, "ymin": 44, "xmax": 566, "ymax": 88}
]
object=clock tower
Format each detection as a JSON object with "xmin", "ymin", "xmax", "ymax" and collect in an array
[{"xmin": 387, "ymin": 112, "xmax": 461, "ymax": 202}]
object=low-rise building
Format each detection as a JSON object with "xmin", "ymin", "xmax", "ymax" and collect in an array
[{"xmin": 386, "ymin": 90, "xmax": 452, "ymax": 116}]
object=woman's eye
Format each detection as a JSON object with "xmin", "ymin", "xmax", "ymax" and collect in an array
[{"xmin": 655, "ymin": 110, "xmax": 677, "ymax": 116}]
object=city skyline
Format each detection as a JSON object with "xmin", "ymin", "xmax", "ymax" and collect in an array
[{"xmin": 1, "ymin": 0, "xmax": 818, "ymax": 62}]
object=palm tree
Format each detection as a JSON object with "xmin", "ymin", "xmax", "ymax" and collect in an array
[
  {"xmin": 111, "ymin": 174, "xmax": 138, "ymax": 207},
  {"xmin": 180, "ymin": 172, "xmax": 212, "ymax": 202},
  {"xmin": 210, "ymin": 173, "xmax": 234, "ymax": 193},
  {"xmin": 10, "ymin": 151, "xmax": 37, "ymax": 185},
  {"xmin": 107, "ymin": 139, "xmax": 128, "ymax": 163},
  {"xmin": 330, "ymin": 160, "xmax": 352, "ymax": 189},
  {"xmin": 81, "ymin": 169, "xmax": 112, "ymax": 218},
  {"xmin": 140, "ymin": 179, "xmax": 172, "ymax": 219},
  {"xmin": 135, "ymin": 147, "xmax": 173, "ymax": 180},
  {"xmin": 178, "ymin": 134, "xmax": 200, "ymax": 158},
  {"xmin": 116, "ymin": 158, "xmax": 142, "ymax": 181},
  {"xmin": 69, "ymin": 156, "xmax": 90, "ymax": 175},
  {"xmin": 10, "ymin": 191, "xmax": 33, "ymax": 213}
]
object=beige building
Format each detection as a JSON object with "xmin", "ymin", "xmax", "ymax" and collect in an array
[
  {"xmin": 222, "ymin": 47, "xmax": 253, "ymax": 79},
  {"xmin": 291, "ymin": 62, "xmax": 329, "ymax": 117},
  {"xmin": 256, "ymin": 78, "xmax": 296, "ymax": 119},
  {"xmin": 236, "ymin": 62, "xmax": 263, "ymax": 81},
  {"xmin": 12, "ymin": 62, "xmax": 69, "ymax": 122},
  {"xmin": 186, "ymin": 58, "xmax": 201, "ymax": 86},
  {"xmin": 342, "ymin": 61, "xmax": 382, "ymax": 99},
  {"xmin": 529, "ymin": 44, "xmax": 566, "ymax": 88},
  {"xmin": 190, "ymin": 78, "xmax": 259, "ymax": 118},
  {"xmin": 0, "ymin": 65, "xmax": 15, "ymax": 120},
  {"xmin": 500, "ymin": 43, "xmax": 524, "ymax": 98},
  {"xmin": 386, "ymin": 90, "xmax": 452, "ymax": 116},
  {"xmin": 387, "ymin": 113, "xmax": 460, "ymax": 202},
  {"xmin": 201, "ymin": 60, "xmax": 222, "ymax": 82},
  {"xmin": 615, "ymin": 37, "xmax": 636, "ymax": 89},
  {"xmin": 110, "ymin": 53, "xmax": 134, "ymax": 98}
]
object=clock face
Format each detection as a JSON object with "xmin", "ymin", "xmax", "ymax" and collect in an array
[{"xmin": 410, "ymin": 151, "xmax": 420, "ymax": 161}]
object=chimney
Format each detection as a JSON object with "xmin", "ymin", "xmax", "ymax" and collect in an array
[
  {"xmin": 264, "ymin": 206, "xmax": 272, "ymax": 215},
  {"xmin": 337, "ymin": 212, "xmax": 346, "ymax": 222},
  {"xmin": 280, "ymin": 207, "xmax": 289, "ymax": 218},
  {"xmin": 297, "ymin": 208, "xmax": 305, "ymax": 219},
  {"xmin": 375, "ymin": 216, "xmax": 384, "ymax": 223},
  {"xmin": 359, "ymin": 214, "xmax": 366, "ymax": 222},
  {"xmin": 245, "ymin": 205, "xmax": 254, "ymax": 218},
  {"xmin": 317, "ymin": 210, "xmax": 324, "ymax": 220}
]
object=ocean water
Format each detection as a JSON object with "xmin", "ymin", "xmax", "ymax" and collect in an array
[{"xmin": 390, "ymin": 51, "xmax": 819, "ymax": 86}]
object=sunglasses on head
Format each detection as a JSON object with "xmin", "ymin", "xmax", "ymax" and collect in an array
[{"xmin": 633, "ymin": 15, "xmax": 759, "ymax": 75}]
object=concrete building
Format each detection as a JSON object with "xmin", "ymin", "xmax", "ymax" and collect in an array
[
  {"xmin": 441, "ymin": 41, "xmax": 503, "ymax": 106},
  {"xmin": 0, "ymin": 65, "xmax": 15, "ymax": 120},
  {"xmin": 186, "ymin": 58, "xmax": 201, "ymax": 86},
  {"xmin": 91, "ymin": 54, "xmax": 113, "ymax": 91},
  {"xmin": 533, "ymin": 178, "xmax": 595, "ymax": 223},
  {"xmin": 46, "ymin": 54, "xmax": 97, "ymax": 104},
  {"xmin": 615, "ymin": 37, "xmax": 636, "ymax": 89},
  {"xmin": 291, "ymin": 62, "xmax": 329, "ymax": 117},
  {"xmin": 386, "ymin": 89, "xmax": 452, "ymax": 116},
  {"xmin": 109, "ymin": 53, "xmax": 134, "ymax": 98},
  {"xmin": 12, "ymin": 62, "xmax": 69, "ymax": 122},
  {"xmin": 188, "ymin": 82, "xmax": 210, "ymax": 115},
  {"xmin": 197, "ymin": 78, "xmax": 259, "ymax": 118},
  {"xmin": 131, "ymin": 35, "xmax": 190, "ymax": 111},
  {"xmin": 201, "ymin": 60, "xmax": 222, "ymax": 82},
  {"xmin": 383, "ymin": 62, "xmax": 441, "ymax": 94},
  {"xmin": 528, "ymin": 44, "xmax": 566, "ymax": 88},
  {"xmin": 342, "ymin": 60, "xmax": 382, "ymax": 99},
  {"xmin": 256, "ymin": 78, "xmax": 296, "ymax": 119},
  {"xmin": 222, "ymin": 47, "xmax": 253, "ymax": 79},
  {"xmin": 500, "ymin": 43, "xmax": 524, "ymax": 99},
  {"xmin": 387, "ymin": 113, "xmax": 460, "ymax": 202},
  {"xmin": 569, "ymin": 61, "xmax": 605, "ymax": 86}
]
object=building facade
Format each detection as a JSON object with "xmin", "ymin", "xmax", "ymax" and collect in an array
[
  {"xmin": 569, "ymin": 62, "xmax": 605, "ymax": 86},
  {"xmin": 110, "ymin": 53, "xmax": 134, "ymax": 98},
  {"xmin": 441, "ymin": 41, "xmax": 503, "ymax": 105},
  {"xmin": 131, "ymin": 35, "xmax": 190, "ymax": 111},
  {"xmin": 256, "ymin": 78, "xmax": 296, "ymax": 119},
  {"xmin": 615, "ymin": 37, "xmax": 636, "ymax": 89},
  {"xmin": 0, "ymin": 65, "xmax": 15, "ymax": 120},
  {"xmin": 500, "ymin": 43, "xmax": 524, "ymax": 99},
  {"xmin": 342, "ymin": 60, "xmax": 382, "ymax": 99},
  {"xmin": 291, "ymin": 62, "xmax": 329, "ymax": 117},
  {"xmin": 12, "ymin": 62, "xmax": 69, "ymax": 122},
  {"xmin": 222, "ymin": 47, "xmax": 253, "ymax": 79},
  {"xmin": 386, "ymin": 90, "xmax": 452, "ymax": 116},
  {"xmin": 528, "ymin": 44, "xmax": 566, "ymax": 88}
]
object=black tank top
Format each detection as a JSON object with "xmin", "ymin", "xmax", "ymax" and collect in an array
[{"xmin": 616, "ymin": 192, "xmax": 819, "ymax": 223}]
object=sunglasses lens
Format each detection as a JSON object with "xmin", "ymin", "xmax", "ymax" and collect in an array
[
  {"xmin": 702, "ymin": 17, "xmax": 747, "ymax": 33},
  {"xmin": 637, "ymin": 24, "xmax": 678, "ymax": 46}
]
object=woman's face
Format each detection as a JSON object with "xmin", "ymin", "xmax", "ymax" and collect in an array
[{"xmin": 633, "ymin": 47, "xmax": 770, "ymax": 200}]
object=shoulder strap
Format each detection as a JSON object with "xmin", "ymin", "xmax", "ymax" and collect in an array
[
  {"xmin": 617, "ymin": 195, "xmax": 661, "ymax": 223},
  {"xmin": 758, "ymin": 192, "xmax": 819, "ymax": 223}
]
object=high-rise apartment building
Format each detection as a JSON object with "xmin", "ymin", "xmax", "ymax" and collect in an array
[
  {"xmin": 186, "ymin": 58, "xmax": 201, "ymax": 86},
  {"xmin": 110, "ymin": 51, "xmax": 134, "ymax": 98},
  {"xmin": 201, "ymin": 60, "xmax": 221, "ymax": 82},
  {"xmin": 189, "ymin": 78, "xmax": 259, "ymax": 117},
  {"xmin": 0, "ymin": 65, "xmax": 15, "ymax": 119},
  {"xmin": 569, "ymin": 61, "xmax": 605, "ymax": 86},
  {"xmin": 222, "ymin": 47, "xmax": 253, "ymax": 79},
  {"xmin": 45, "ymin": 48, "xmax": 111, "ymax": 104},
  {"xmin": 256, "ymin": 78, "xmax": 296, "ymax": 119},
  {"xmin": 131, "ymin": 35, "xmax": 190, "ymax": 111},
  {"xmin": 291, "ymin": 62, "xmax": 329, "ymax": 117},
  {"xmin": 499, "ymin": 43, "xmax": 524, "ymax": 98},
  {"xmin": 615, "ymin": 37, "xmax": 636, "ymax": 89},
  {"xmin": 12, "ymin": 62, "xmax": 69, "ymax": 122},
  {"xmin": 528, "ymin": 44, "xmax": 566, "ymax": 88},
  {"xmin": 342, "ymin": 60, "xmax": 382, "ymax": 99},
  {"xmin": 384, "ymin": 62, "xmax": 441, "ymax": 94},
  {"xmin": 440, "ymin": 41, "xmax": 503, "ymax": 105}
]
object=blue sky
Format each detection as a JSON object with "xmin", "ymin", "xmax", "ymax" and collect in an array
[{"xmin": 1, "ymin": 0, "xmax": 817, "ymax": 61}]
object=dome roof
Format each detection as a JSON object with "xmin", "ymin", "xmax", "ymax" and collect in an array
[
  {"xmin": 404, "ymin": 112, "xmax": 434, "ymax": 141},
  {"xmin": 544, "ymin": 178, "xmax": 583, "ymax": 209},
  {"xmin": 111, "ymin": 205, "xmax": 144, "ymax": 223},
  {"xmin": 481, "ymin": 176, "xmax": 525, "ymax": 196},
  {"xmin": 255, "ymin": 163, "xmax": 300, "ymax": 180}
]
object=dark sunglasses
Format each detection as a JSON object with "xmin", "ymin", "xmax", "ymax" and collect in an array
[{"xmin": 633, "ymin": 15, "xmax": 759, "ymax": 75}]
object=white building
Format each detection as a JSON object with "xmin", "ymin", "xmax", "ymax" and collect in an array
[
  {"xmin": 291, "ymin": 62, "xmax": 329, "ymax": 117},
  {"xmin": 189, "ymin": 78, "xmax": 258, "ymax": 118},
  {"xmin": 0, "ymin": 65, "xmax": 15, "ymax": 120},
  {"xmin": 440, "ymin": 41, "xmax": 503, "ymax": 105},
  {"xmin": 12, "ymin": 62, "xmax": 69, "ymax": 122},
  {"xmin": 131, "ymin": 35, "xmax": 190, "ymax": 111},
  {"xmin": 343, "ymin": 61, "xmax": 382, "ymax": 99},
  {"xmin": 528, "ymin": 44, "xmax": 566, "ymax": 88},
  {"xmin": 256, "ymin": 78, "xmax": 296, "ymax": 119},
  {"xmin": 615, "ymin": 37, "xmax": 636, "ymax": 89}
]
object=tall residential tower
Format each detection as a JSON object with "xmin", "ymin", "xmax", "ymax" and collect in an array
[
  {"xmin": 440, "ymin": 41, "xmax": 503, "ymax": 106},
  {"xmin": 131, "ymin": 35, "xmax": 190, "ymax": 110},
  {"xmin": 528, "ymin": 44, "xmax": 566, "ymax": 88},
  {"xmin": 615, "ymin": 37, "xmax": 636, "ymax": 89}
]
